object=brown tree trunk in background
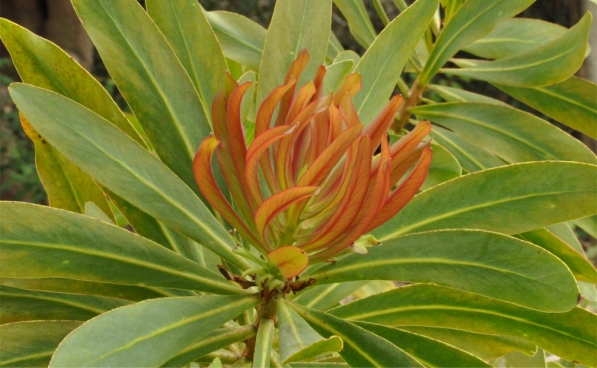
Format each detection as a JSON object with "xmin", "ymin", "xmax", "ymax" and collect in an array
[{"xmin": 0, "ymin": 0, "xmax": 94, "ymax": 70}]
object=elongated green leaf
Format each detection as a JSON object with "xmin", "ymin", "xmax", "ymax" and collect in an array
[
  {"xmin": 463, "ymin": 18, "xmax": 566, "ymax": 59},
  {"xmin": 9, "ymin": 84, "xmax": 247, "ymax": 269},
  {"xmin": 277, "ymin": 299, "xmax": 343, "ymax": 364},
  {"xmin": 0, "ymin": 321, "xmax": 82, "ymax": 367},
  {"xmin": 305, "ymin": 230, "xmax": 578, "ymax": 312},
  {"xmin": 548, "ymin": 223, "xmax": 585, "ymax": 254},
  {"xmin": 285, "ymin": 299, "xmax": 423, "ymax": 367},
  {"xmin": 323, "ymin": 60, "xmax": 354, "ymax": 95},
  {"xmin": 205, "ymin": 11, "xmax": 266, "ymax": 71},
  {"xmin": 427, "ymin": 84, "xmax": 507, "ymax": 105},
  {"xmin": 254, "ymin": 319, "xmax": 275, "ymax": 368},
  {"xmin": 0, "ymin": 19, "xmax": 143, "ymax": 145},
  {"xmin": 374, "ymin": 162, "xmax": 597, "ymax": 240},
  {"xmin": 400, "ymin": 327, "xmax": 536, "ymax": 361},
  {"xmin": 19, "ymin": 116, "xmax": 113, "ymax": 218},
  {"xmin": 50, "ymin": 295, "xmax": 260, "ymax": 367},
  {"xmin": 147, "ymin": 0, "xmax": 226, "ymax": 112},
  {"xmin": 353, "ymin": 0, "xmax": 437, "ymax": 124},
  {"xmin": 445, "ymin": 13, "xmax": 592, "ymax": 87},
  {"xmin": 294, "ymin": 281, "xmax": 368, "ymax": 311},
  {"xmin": 0, "ymin": 202, "xmax": 246, "ymax": 295},
  {"xmin": 496, "ymin": 77, "xmax": 597, "ymax": 139},
  {"xmin": 0, "ymin": 277, "xmax": 166, "ymax": 302},
  {"xmin": 161, "ymin": 326, "xmax": 255, "ymax": 367},
  {"xmin": 330, "ymin": 284, "xmax": 597, "ymax": 366},
  {"xmin": 518, "ymin": 228, "xmax": 596, "ymax": 283},
  {"xmin": 429, "ymin": 126, "xmax": 505, "ymax": 172},
  {"xmin": 0, "ymin": 285, "xmax": 130, "ymax": 324},
  {"xmin": 71, "ymin": 0, "xmax": 209, "ymax": 194},
  {"xmin": 333, "ymin": 0, "xmax": 376, "ymax": 48},
  {"xmin": 419, "ymin": 0, "xmax": 535, "ymax": 85},
  {"xmin": 355, "ymin": 322, "xmax": 490, "ymax": 367},
  {"xmin": 257, "ymin": 0, "xmax": 332, "ymax": 104},
  {"xmin": 106, "ymin": 190, "xmax": 220, "ymax": 272},
  {"xmin": 421, "ymin": 142, "xmax": 461, "ymax": 190},
  {"xmin": 412, "ymin": 103, "xmax": 597, "ymax": 165}
]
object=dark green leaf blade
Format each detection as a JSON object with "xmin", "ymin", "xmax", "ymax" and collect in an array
[
  {"xmin": 419, "ymin": 0, "xmax": 535, "ymax": 85},
  {"xmin": 9, "ymin": 83, "xmax": 247, "ymax": 269},
  {"xmin": 305, "ymin": 230, "xmax": 578, "ymax": 312},
  {"xmin": 329, "ymin": 284, "xmax": 597, "ymax": 366},
  {"xmin": 71, "ymin": 0, "xmax": 210, "ymax": 193},
  {"xmin": 0, "ymin": 321, "xmax": 82, "ymax": 368},
  {"xmin": 355, "ymin": 322, "xmax": 490, "ymax": 367},
  {"xmin": 284, "ymin": 299, "xmax": 423, "ymax": 367},
  {"xmin": 444, "ymin": 13, "xmax": 592, "ymax": 87},
  {"xmin": 49, "ymin": 295, "xmax": 260, "ymax": 367},
  {"xmin": 373, "ymin": 162, "xmax": 597, "ymax": 240},
  {"xmin": 353, "ymin": 0, "xmax": 438, "ymax": 124},
  {"xmin": 0, "ymin": 202, "xmax": 247, "ymax": 295},
  {"xmin": 0, "ymin": 285, "xmax": 130, "ymax": 325}
]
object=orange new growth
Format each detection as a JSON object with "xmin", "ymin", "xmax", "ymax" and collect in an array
[{"xmin": 193, "ymin": 49, "xmax": 432, "ymax": 265}]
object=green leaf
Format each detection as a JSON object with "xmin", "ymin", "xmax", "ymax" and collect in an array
[
  {"xmin": 161, "ymin": 326, "xmax": 255, "ymax": 367},
  {"xmin": 419, "ymin": 0, "xmax": 535, "ymax": 85},
  {"xmin": 463, "ymin": 18, "xmax": 566, "ymax": 59},
  {"xmin": 444, "ymin": 13, "xmax": 592, "ymax": 87},
  {"xmin": 323, "ymin": 60, "xmax": 354, "ymax": 95},
  {"xmin": 71, "ymin": 0, "xmax": 209, "ymax": 194},
  {"xmin": 147, "ymin": 0, "xmax": 226, "ymax": 112},
  {"xmin": 284, "ymin": 299, "xmax": 423, "ymax": 367},
  {"xmin": 427, "ymin": 84, "xmax": 507, "ymax": 105},
  {"xmin": 421, "ymin": 142, "xmax": 461, "ymax": 190},
  {"xmin": 204, "ymin": 11, "xmax": 266, "ymax": 71},
  {"xmin": 9, "ymin": 83, "xmax": 247, "ymax": 269},
  {"xmin": 19, "ymin": 116, "xmax": 113, "ymax": 218},
  {"xmin": 495, "ymin": 77, "xmax": 597, "ymax": 139},
  {"xmin": 496, "ymin": 349, "xmax": 546, "ymax": 368},
  {"xmin": 0, "ymin": 202, "xmax": 246, "ymax": 295},
  {"xmin": 305, "ymin": 230, "xmax": 578, "ymax": 312},
  {"xmin": 0, "ymin": 285, "xmax": 130, "ymax": 324},
  {"xmin": 0, "ymin": 277, "xmax": 166, "ymax": 302},
  {"xmin": 329, "ymin": 284, "xmax": 597, "ymax": 366},
  {"xmin": 327, "ymin": 32, "xmax": 344, "ymax": 62},
  {"xmin": 293, "ymin": 282, "xmax": 368, "ymax": 311},
  {"xmin": 257, "ymin": 0, "xmax": 332, "ymax": 104},
  {"xmin": 373, "ymin": 162, "xmax": 597, "ymax": 240},
  {"xmin": 355, "ymin": 322, "xmax": 490, "ymax": 367},
  {"xmin": 332, "ymin": 0, "xmax": 376, "ymax": 48},
  {"xmin": 253, "ymin": 319, "xmax": 275, "ymax": 368},
  {"xmin": 84, "ymin": 201, "xmax": 113, "ymax": 224},
  {"xmin": 518, "ymin": 228, "xmax": 597, "ymax": 283},
  {"xmin": 334, "ymin": 50, "xmax": 361, "ymax": 68},
  {"xmin": 429, "ymin": 126, "xmax": 505, "ymax": 172},
  {"xmin": 353, "ymin": 0, "xmax": 437, "ymax": 124},
  {"xmin": 277, "ymin": 299, "xmax": 343, "ymax": 364},
  {"xmin": 573, "ymin": 215, "xmax": 597, "ymax": 239},
  {"xmin": 50, "ymin": 295, "xmax": 260, "ymax": 367},
  {"xmin": 106, "ymin": 190, "xmax": 220, "ymax": 272},
  {"xmin": 0, "ymin": 19, "xmax": 143, "ymax": 146},
  {"xmin": 400, "ymin": 327, "xmax": 536, "ymax": 361},
  {"xmin": 0, "ymin": 321, "xmax": 82, "ymax": 367},
  {"xmin": 412, "ymin": 103, "xmax": 597, "ymax": 165}
]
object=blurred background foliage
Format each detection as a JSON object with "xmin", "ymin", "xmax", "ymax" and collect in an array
[{"xmin": 0, "ymin": 0, "xmax": 595, "ymax": 248}]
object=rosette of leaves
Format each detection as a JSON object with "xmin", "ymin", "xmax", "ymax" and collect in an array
[{"xmin": 1, "ymin": 0, "xmax": 596, "ymax": 367}]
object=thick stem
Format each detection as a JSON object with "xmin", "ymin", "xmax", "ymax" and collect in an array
[
  {"xmin": 392, "ymin": 79, "xmax": 427, "ymax": 132},
  {"xmin": 243, "ymin": 296, "xmax": 278, "ymax": 360}
]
